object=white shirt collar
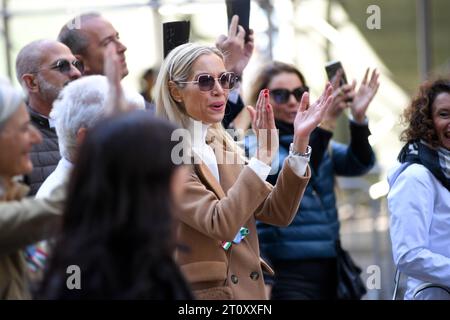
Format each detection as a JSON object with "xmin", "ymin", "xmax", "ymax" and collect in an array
[
  {"xmin": 189, "ymin": 119, "xmax": 210, "ymax": 148},
  {"xmin": 188, "ymin": 119, "xmax": 220, "ymax": 182}
]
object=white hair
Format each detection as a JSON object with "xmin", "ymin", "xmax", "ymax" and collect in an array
[
  {"xmin": 0, "ymin": 77, "xmax": 24, "ymax": 131},
  {"xmin": 50, "ymin": 75, "xmax": 144, "ymax": 161}
]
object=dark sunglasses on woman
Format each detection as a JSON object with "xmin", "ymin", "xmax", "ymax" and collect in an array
[
  {"xmin": 177, "ymin": 72, "xmax": 237, "ymax": 91},
  {"xmin": 34, "ymin": 59, "xmax": 84, "ymax": 75},
  {"xmin": 270, "ymin": 86, "xmax": 309, "ymax": 104}
]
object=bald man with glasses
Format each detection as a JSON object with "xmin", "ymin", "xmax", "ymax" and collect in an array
[{"xmin": 15, "ymin": 39, "xmax": 82, "ymax": 195}]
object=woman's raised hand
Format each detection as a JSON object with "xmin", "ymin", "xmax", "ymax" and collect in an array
[
  {"xmin": 247, "ymin": 89, "xmax": 279, "ymax": 165},
  {"xmin": 351, "ymin": 68, "xmax": 380, "ymax": 123},
  {"xmin": 292, "ymin": 83, "xmax": 334, "ymax": 153}
]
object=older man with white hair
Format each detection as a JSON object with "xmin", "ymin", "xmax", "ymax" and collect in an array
[{"xmin": 36, "ymin": 75, "xmax": 144, "ymax": 199}]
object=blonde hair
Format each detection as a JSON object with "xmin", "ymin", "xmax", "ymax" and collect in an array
[{"xmin": 154, "ymin": 42, "xmax": 245, "ymax": 160}]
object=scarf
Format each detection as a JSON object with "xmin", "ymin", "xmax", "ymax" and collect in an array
[
  {"xmin": 275, "ymin": 119, "xmax": 294, "ymax": 136},
  {"xmin": 398, "ymin": 140, "xmax": 450, "ymax": 192}
]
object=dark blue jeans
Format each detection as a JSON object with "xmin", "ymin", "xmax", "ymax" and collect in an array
[{"xmin": 270, "ymin": 258, "xmax": 338, "ymax": 300}]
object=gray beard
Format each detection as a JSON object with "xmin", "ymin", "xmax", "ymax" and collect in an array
[{"xmin": 36, "ymin": 74, "xmax": 62, "ymax": 104}]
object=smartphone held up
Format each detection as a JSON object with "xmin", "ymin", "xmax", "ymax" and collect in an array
[
  {"xmin": 226, "ymin": 0, "xmax": 251, "ymax": 42},
  {"xmin": 325, "ymin": 61, "xmax": 353, "ymax": 102}
]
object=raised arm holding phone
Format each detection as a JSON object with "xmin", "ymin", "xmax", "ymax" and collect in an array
[{"xmin": 216, "ymin": 14, "xmax": 254, "ymax": 129}]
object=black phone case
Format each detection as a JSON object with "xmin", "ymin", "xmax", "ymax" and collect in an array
[
  {"xmin": 226, "ymin": 0, "xmax": 250, "ymax": 42},
  {"xmin": 163, "ymin": 21, "xmax": 190, "ymax": 58},
  {"xmin": 325, "ymin": 61, "xmax": 353, "ymax": 102},
  {"xmin": 325, "ymin": 61, "xmax": 348, "ymax": 86}
]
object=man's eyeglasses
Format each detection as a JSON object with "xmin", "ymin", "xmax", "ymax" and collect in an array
[
  {"xmin": 176, "ymin": 72, "xmax": 237, "ymax": 92},
  {"xmin": 270, "ymin": 87, "xmax": 309, "ymax": 104},
  {"xmin": 34, "ymin": 59, "xmax": 84, "ymax": 75}
]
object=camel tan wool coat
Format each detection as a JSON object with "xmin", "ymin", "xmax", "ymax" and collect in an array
[
  {"xmin": 0, "ymin": 181, "xmax": 64, "ymax": 299},
  {"xmin": 175, "ymin": 146, "xmax": 311, "ymax": 300}
]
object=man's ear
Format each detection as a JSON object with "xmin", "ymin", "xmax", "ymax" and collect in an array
[
  {"xmin": 168, "ymin": 81, "xmax": 183, "ymax": 103},
  {"xmin": 21, "ymin": 74, "xmax": 39, "ymax": 93},
  {"xmin": 76, "ymin": 127, "xmax": 88, "ymax": 146}
]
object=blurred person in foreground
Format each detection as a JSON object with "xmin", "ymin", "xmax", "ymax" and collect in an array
[
  {"xmin": 38, "ymin": 111, "xmax": 193, "ymax": 299},
  {"xmin": 0, "ymin": 78, "xmax": 64, "ymax": 299}
]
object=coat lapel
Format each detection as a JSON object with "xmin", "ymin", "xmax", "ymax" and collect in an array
[
  {"xmin": 194, "ymin": 161, "xmax": 226, "ymax": 199},
  {"xmin": 217, "ymin": 151, "xmax": 243, "ymax": 193}
]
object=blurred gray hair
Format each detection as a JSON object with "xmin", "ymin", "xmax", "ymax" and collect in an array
[
  {"xmin": 0, "ymin": 77, "xmax": 24, "ymax": 132},
  {"xmin": 50, "ymin": 75, "xmax": 144, "ymax": 161}
]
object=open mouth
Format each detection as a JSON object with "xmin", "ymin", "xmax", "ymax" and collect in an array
[{"xmin": 209, "ymin": 102, "xmax": 225, "ymax": 111}]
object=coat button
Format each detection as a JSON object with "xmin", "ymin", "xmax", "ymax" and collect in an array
[
  {"xmin": 250, "ymin": 271, "xmax": 260, "ymax": 280},
  {"xmin": 231, "ymin": 275, "xmax": 238, "ymax": 284}
]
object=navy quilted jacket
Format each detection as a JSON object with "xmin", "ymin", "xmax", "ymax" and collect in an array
[{"xmin": 245, "ymin": 123, "xmax": 375, "ymax": 261}]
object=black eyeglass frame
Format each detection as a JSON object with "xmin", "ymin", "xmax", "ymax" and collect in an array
[
  {"xmin": 270, "ymin": 86, "xmax": 310, "ymax": 104},
  {"xmin": 32, "ymin": 59, "xmax": 84, "ymax": 75}
]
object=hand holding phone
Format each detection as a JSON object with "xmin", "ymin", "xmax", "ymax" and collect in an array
[
  {"xmin": 325, "ymin": 61, "xmax": 353, "ymax": 102},
  {"xmin": 325, "ymin": 61, "xmax": 348, "ymax": 86},
  {"xmin": 216, "ymin": 14, "xmax": 254, "ymax": 77}
]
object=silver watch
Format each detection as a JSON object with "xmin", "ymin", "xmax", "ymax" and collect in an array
[{"xmin": 289, "ymin": 143, "xmax": 312, "ymax": 159}]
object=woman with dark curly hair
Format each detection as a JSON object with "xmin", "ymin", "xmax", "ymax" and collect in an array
[
  {"xmin": 388, "ymin": 79, "xmax": 450, "ymax": 300},
  {"xmin": 38, "ymin": 111, "xmax": 193, "ymax": 299}
]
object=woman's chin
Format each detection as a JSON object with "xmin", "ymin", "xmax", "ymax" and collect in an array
[{"xmin": 205, "ymin": 115, "xmax": 224, "ymax": 125}]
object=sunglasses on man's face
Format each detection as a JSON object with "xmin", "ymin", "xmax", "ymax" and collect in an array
[
  {"xmin": 177, "ymin": 72, "xmax": 237, "ymax": 92},
  {"xmin": 51, "ymin": 59, "xmax": 84, "ymax": 74},
  {"xmin": 270, "ymin": 86, "xmax": 309, "ymax": 104},
  {"xmin": 36, "ymin": 59, "xmax": 84, "ymax": 75}
]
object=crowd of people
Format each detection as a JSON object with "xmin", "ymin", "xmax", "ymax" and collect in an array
[{"xmin": 0, "ymin": 10, "xmax": 448, "ymax": 301}]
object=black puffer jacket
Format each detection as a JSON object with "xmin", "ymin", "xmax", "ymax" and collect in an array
[{"xmin": 24, "ymin": 107, "xmax": 60, "ymax": 196}]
